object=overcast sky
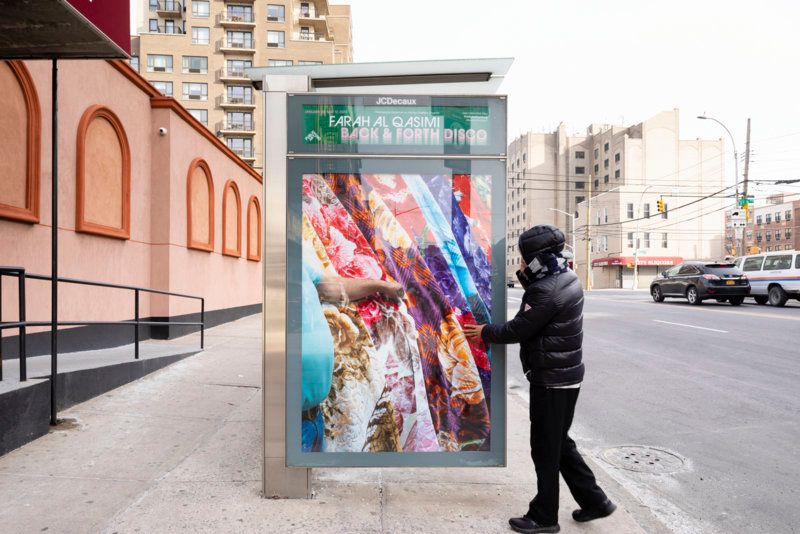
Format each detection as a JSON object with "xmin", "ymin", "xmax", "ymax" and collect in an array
[{"xmin": 131, "ymin": 0, "xmax": 800, "ymax": 197}]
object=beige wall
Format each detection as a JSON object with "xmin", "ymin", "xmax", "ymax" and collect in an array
[{"xmin": 0, "ymin": 59, "xmax": 262, "ymax": 334}]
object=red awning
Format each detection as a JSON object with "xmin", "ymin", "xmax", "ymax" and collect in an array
[
  {"xmin": 0, "ymin": 0, "xmax": 129, "ymax": 59},
  {"xmin": 592, "ymin": 256, "xmax": 683, "ymax": 268}
]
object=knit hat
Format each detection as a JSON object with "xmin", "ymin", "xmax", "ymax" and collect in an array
[{"xmin": 518, "ymin": 225, "xmax": 566, "ymax": 264}]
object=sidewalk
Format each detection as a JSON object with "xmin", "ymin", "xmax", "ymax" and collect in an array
[{"xmin": 0, "ymin": 315, "xmax": 663, "ymax": 533}]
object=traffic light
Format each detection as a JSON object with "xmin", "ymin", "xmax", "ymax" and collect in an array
[
  {"xmin": 656, "ymin": 198, "xmax": 665, "ymax": 213},
  {"xmin": 744, "ymin": 203, "xmax": 750, "ymax": 222}
]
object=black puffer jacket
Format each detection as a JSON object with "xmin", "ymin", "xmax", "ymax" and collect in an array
[{"xmin": 481, "ymin": 269, "xmax": 585, "ymax": 387}]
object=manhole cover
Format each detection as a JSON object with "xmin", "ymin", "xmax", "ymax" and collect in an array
[{"xmin": 601, "ymin": 445, "xmax": 686, "ymax": 474}]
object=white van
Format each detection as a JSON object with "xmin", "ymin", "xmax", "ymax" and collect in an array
[{"xmin": 734, "ymin": 250, "xmax": 800, "ymax": 306}]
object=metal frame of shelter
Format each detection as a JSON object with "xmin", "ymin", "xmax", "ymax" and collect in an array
[{"xmin": 249, "ymin": 58, "xmax": 513, "ymax": 498}]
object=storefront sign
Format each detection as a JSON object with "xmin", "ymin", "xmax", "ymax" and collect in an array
[{"xmin": 592, "ymin": 256, "xmax": 683, "ymax": 267}]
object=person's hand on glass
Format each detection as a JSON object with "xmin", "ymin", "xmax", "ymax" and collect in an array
[{"xmin": 463, "ymin": 323, "xmax": 485, "ymax": 340}]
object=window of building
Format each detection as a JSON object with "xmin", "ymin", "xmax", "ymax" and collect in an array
[
  {"xmin": 187, "ymin": 109, "xmax": 208, "ymax": 126},
  {"xmin": 182, "ymin": 56, "xmax": 208, "ymax": 74},
  {"xmin": 594, "ymin": 147, "xmax": 599, "ymax": 159},
  {"xmin": 187, "ymin": 158, "xmax": 214, "ymax": 251},
  {"xmin": 756, "ymin": 232, "xmax": 762, "ymax": 242},
  {"xmin": 224, "ymin": 110, "xmax": 253, "ymax": 130},
  {"xmin": 149, "ymin": 0, "xmax": 158, "ymax": 11},
  {"xmin": 776, "ymin": 230, "xmax": 782, "ymax": 241},
  {"xmin": 615, "ymin": 169, "xmax": 620, "ymax": 179},
  {"xmin": 644, "ymin": 232, "xmax": 651, "ymax": 248},
  {"xmin": 775, "ymin": 211, "xmax": 782, "ymax": 222},
  {"xmin": 164, "ymin": 19, "xmax": 178, "ymax": 34},
  {"xmin": 574, "ymin": 166, "xmax": 585, "ymax": 175},
  {"xmin": 786, "ymin": 210, "xmax": 792, "ymax": 221},
  {"xmin": 604, "ymin": 158, "xmax": 609, "ymax": 169},
  {"xmin": 627, "ymin": 232, "xmax": 634, "ymax": 248},
  {"xmin": 147, "ymin": 54, "xmax": 173, "ymax": 72},
  {"xmin": 594, "ymin": 164, "xmax": 599, "ymax": 173},
  {"xmin": 786, "ymin": 228, "xmax": 793, "ymax": 240},
  {"xmin": 662, "ymin": 233, "xmax": 668, "ymax": 248},
  {"xmin": 149, "ymin": 19, "xmax": 158, "ymax": 32},
  {"xmin": 192, "ymin": 0, "xmax": 210, "ymax": 17},
  {"xmin": 662, "ymin": 203, "xmax": 669, "ymax": 219},
  {"xmin": 129, "ymin": 56, "xmax": 139, "ymax": 71},
  {"xmin": 594, "ymin": 179, "xmax": 599, "ymax": 189},
  {"xmin": 298, "ymin": 60, "xmax": 323, "ymax": 65},
  {"xmin": 226, "ymin": 59, "xmax": 252, "ymax": 76},
  {"xmin": 756, "ymin": 215, "xmax": 762, "ymax": 225},
  {"xmin": 227, "ymin": 85, "xmax": 253, "ymax": 104},
  {"xmin": 247, "ymin": 196, "xmax": 261, "ymax": 261},
  {"xmin": 766, "ymin": 214, "xmax": 772, "ymax": 224},
  {"xmin": 268, "ymin": 59, "xmax": 293, "ymax": 66},
  {"xmin": 604, "ymin": 174, "xmax": 609, "ymax": 183},
  {"xmin": 522, "ymin": 153, "xmax": 527, "ymax": 163},
  {"xmin": 575, "ymin": 181, "xmax": 585, "ymax": 189},
  {"xmin": 766, "ymin": 230, "xmax": 772, "ymax": 241},
  {"xmin": 603, "ymin": 207, "xmax": 608, "ymax": 223},
  {"xmin": 182, "ymin": 82, "xmax": 208, "ymax": 101},
  {"xmin": 644, "ymin": 203, "xmax": 651, "ymax": 219},
  {"xmin": 575, "ymin": 150, "xmax": 585, "ymax": 159},
  {"xmin": 150, "ymin": 80, "xmax": 173, "ymax": 96},
  {"xmin": 227, "ymin": 5, "xmax": 254, "ymax": 22},
  {"xmin": 75, "ymin": 106, "xmax": 131, "ymax": 239},
  {"xmin": 192, "ymin": 27, "xmax": 210, "ymax": 45},
  {"xmin": 267, "ymin": 30, "xmax": 285, "ymax": 48},
  {"xmin": 227, "ymin": 30, "xmax": 253, "ymax": 48},
  {"xmin": 226, "ymin": 137, "xmax": 253, "ymax": 158},
  {"xmin": 766, "ymin": 246, "xmax": 772, "ymax": 252},
  {"xmin": 627, "ymin": 203, "xmax": 634, "ymax": 219},
  {"xmin": 615, "ymin": 152, "xmax": 620, "ymax": 163},
  {"xmin": 267, "ymin": 4, "xmax": 286, "ymax": 21},
  {"xmin": 575, "ymin": 196, "xmax": 585, "ymax": 204},
  {"xmin": 596, "ymin": 212, "xmax": 601, "ymax": 225},
  {"xmin": 604, "ymin": 142, "xmax": 609, "ymax": 152}
]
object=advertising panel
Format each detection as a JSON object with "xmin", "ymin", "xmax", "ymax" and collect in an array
[
  {"xmin": 286, "ymin": 158, "xmax": 506, "ymax": 467},
  {"xmin": 287, "ymin": 95, "xmax": 507, "ymax": 156}
]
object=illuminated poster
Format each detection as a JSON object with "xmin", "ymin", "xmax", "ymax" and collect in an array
[{"xmin": 285, "ymin": 95, "xmax": 506, "ymax": 467}]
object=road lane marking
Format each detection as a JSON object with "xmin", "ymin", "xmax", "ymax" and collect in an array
[{"xmin": 652, "ymin": 319, "xmax": 728, "ymax": 333}]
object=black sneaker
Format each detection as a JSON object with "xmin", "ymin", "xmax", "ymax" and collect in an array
[
  {"xmin": 572, "ymin": 500, "xmax": 617, "ymax": 522},
  {"xmin": 508, "ymin": 516, "xmax": 561, "ymax": 533}
]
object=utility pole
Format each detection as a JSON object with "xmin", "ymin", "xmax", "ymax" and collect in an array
[
  {"xmin": 585, "ymin": 175, "xmax": 592, "ymax": 290},
  {"xmin": 741, "ymin": 118, "xmax": 751, "ymax": 255}
]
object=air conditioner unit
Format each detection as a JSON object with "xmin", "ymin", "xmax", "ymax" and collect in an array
[
  {"xmin": 154, "ymin": 66, "xmax": 166, "ymax": 72},
  {"xmin": 189, "ymin": 68, "xmax": 202, "ymax": 73},
  {"xmin": 267, "ymin": 16, "xmax": 278, "ymax": 21},
  {"xmin": 267, "ymin": 42, "xmax": 278, "ymax": 47},
  {"xmin": 188, "ymin": 94, "xmax": 202, "ymax": 100}
]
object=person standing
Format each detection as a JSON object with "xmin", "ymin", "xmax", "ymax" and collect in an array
[{"xmin": 464, "ymin": 224, "xmax": 616, "ymax": 533}]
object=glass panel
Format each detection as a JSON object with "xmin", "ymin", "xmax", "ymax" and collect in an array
[
  {"xmin": 267, "ymin": 4, "xmax": 286, "ymax": 21},
  {"xmin": 742, "ymin": 256, "xmax": 764, "ymax": 272},
  {"xmin": 763, "ymin": 255, "xmax": 792, "ymax": 270},
  {"xmin": 192, "ymin": 0, "xmax": 209, "ymax": 17},
  {"xmin": 285, "ymin": 158, "xmax": 505, "ymax": 467}
]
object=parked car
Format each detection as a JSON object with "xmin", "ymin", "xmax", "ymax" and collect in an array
[
  {"xmin": 650, "ymin": 261, "xmax": 750, "ymax": 305},
  {"xmin": 506, "ymin": 276, "xmax": 516, "ymax": 288},
  {"xmin": 734, "ymin": 250, "xmax": 800, "ymax": 307}
]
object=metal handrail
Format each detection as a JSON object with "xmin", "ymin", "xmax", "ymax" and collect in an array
[{"xmin": 0, "ymin": 268, "xmax": 205, "ymax": 385}]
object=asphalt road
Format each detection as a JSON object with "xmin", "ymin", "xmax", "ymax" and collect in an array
[{"xmin": 504, "ymin": 287, "xmax": 800, "ymax": 534}]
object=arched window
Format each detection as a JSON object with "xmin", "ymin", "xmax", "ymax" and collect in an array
[
  {"xmin": 0, "ymin": 60, "xmax": 41, "ymax": 223},
  {"xmin": 186, "ymin": 158, "xmax": 214, "ymax": 251},
  {"xmin": 246, "ymin": 195, "xmax": 261, "ymax": 261},
  {"xmin": 76, "ymin": 105, "xmax": 131, "ymax": 239},
  {"xmin": 222, "ymin": 180, "xmax": 241, "ymax": 257}
]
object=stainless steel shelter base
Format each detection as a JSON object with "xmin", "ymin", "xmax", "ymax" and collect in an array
[{"xmin": 262, "ymin": 78, "xmax": 311, "ymax": 499}]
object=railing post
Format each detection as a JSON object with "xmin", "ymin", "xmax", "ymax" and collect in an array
[
  {"xmin": 134, "ymin": 289, "xmax": 140, "ymax": 360},
  {"xmin": 200, "ymin": 298, "xmax": 205, "ymax": 350},
  {"xmin": 18, "ymin": 270, "xmax": 26, "ymax": 381}
]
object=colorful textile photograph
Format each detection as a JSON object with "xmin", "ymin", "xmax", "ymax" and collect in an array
[{"xmin": 300, "ymin": 172, "xmax": 493, "ymax": 453}]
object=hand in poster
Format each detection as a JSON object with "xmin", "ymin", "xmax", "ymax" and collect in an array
[
  {"xmin": 463, "ymin": 323, "xmax": 485, "ymax": 341},
  {"xmin": 316, "ymin": 276, "xmax": 404, "ymax": 304}
]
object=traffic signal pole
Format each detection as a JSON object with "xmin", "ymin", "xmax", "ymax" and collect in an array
[
  {"xmin": 585, "ymin": 175, "xmax": 592, "ymax": 290},
  {"xmin": 741, "ymin": 118, "xmax": 751, "ymax": 254}
]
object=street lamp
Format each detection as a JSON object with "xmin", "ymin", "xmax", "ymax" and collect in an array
[
  {"xmin": 549, "ymin": 207, "xmax": 576, "ymax": 264},
  {"xmin": 698, "ymin": 114, "xmax": 742, "ymax": 254}
]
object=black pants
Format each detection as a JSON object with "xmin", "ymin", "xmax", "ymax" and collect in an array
[{"xmin": 527, "ymin": 386, "xmax": 608, "ymax": 526}]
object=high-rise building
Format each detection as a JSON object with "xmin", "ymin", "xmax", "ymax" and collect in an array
[
  {"xmin": 130, "ymin": 0, "xmax": 353, "ymax": 172},
  {"xmin": 507, "ymin": 110, "xmax": 727, "ymax": 288}
]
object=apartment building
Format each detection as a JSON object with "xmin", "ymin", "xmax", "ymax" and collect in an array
[
  {"xmin": 130, "ymin": 0, "xmax": 353, "ymax": 171},
  {"xmin": 508, "ymin": 110, "xmax": 727, "ymax": 288},
  {"xmin": 751, "ymin": 199, "xmax": 800, "ymax": 252}
]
